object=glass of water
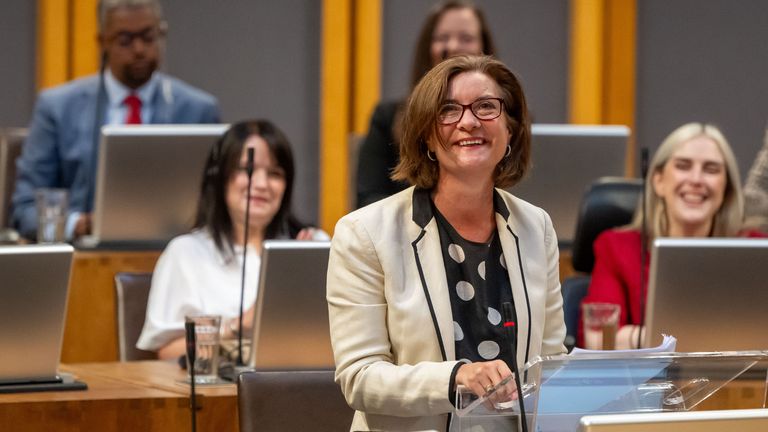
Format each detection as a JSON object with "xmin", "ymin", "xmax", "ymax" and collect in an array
[
  {"xmin": 185, "ymin": 315, "xmax": 222, "ymax": 384},
  {"xmin": 35, "ymin": 188, "xmax": 68, "ymax": 243}
]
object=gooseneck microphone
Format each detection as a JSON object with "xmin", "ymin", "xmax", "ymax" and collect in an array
[
  {"xmin": 637, "ymin": 147, "xmax": 650, "ymax": 349},
  {"xmin": 236, "ymin": 147, "xmax": 255, "ymax": 366},
  {"xmin": 185, "ymin": 321, "xmax": 198, "ymax": 432},
  {"xmin": 502, "ymin": 302, "xmax": 528, "ymax": 432},
  {"xmin": 85, "ymin": 51, "xmax": 108, "ymax": 215}
]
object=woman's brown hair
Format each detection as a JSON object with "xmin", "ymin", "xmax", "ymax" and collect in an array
[{"xmin": 393, "ymin": 55, "xmax": 531, "ymax": 189}]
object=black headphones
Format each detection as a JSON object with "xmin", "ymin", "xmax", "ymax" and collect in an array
[{"xmin": 205, "ymin": 136, "xmax": 225, "ymax": 180}]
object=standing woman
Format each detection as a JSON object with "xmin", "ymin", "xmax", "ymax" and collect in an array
[
  {"xmin": 356, "ymin": 0, "xmax": 496, "ymax": 207},
  {"xmin": 582, "ymin": 123, "xmax": 761, "ymax": 349},
  {"xmin": 138, "ymin": 120, "xmax": 327, "ymax": 359},
  {"xmin": 328, "ymin": 55, "xmax": 566, "ymax": 431}
]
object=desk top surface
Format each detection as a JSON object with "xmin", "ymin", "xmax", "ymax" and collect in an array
[{"xmin": 0, "ymin": 360, "xmax": 236, "ymax": 403}]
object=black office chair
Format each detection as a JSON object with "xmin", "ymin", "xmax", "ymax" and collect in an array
[
  {"xmin": 114, "ymin": 272, "xmax": 157, "ymax": 361},
  {"xmin": 562, "ymin": 177, "xmax": 643, "ymax": 351},
  {"xmin": 1, "ymin": 128, "xmax": 25, "ymax": 233},
  {"xmin": 237, "ymin": 370, "xmax": 354, "ymax": 432}
]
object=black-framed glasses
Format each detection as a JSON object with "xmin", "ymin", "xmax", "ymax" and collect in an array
[
  {"xmin": 438, "ymin": 97, "xmax": 504, "ymax": 125},
  {"xmin": 109, "ymin": 27, "xmax": 163, "ymax": 48}
]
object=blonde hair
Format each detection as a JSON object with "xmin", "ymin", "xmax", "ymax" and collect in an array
[
  {"xmin": 629, "ymin": 122, "xmax": 744, "ymax": 238},
  {"xmin": 392, "ymin": 55, "xmax": 531, "ymax": 189}
]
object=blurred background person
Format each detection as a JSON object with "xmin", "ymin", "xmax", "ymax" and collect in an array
[
  {"xmin": 743, "ymin": 126, "xmax": 768, "ymax": 231},
  {"xmin": 11, "ymin": 0, "xmax": 220, "ymax": 241},
  {"xmin": 137, "ymin": 119, "xmax": 327, "ymax": 359},
  {"xmin": 582, "ymin": 122, "xmax": 764, "ymax": 349},
  {"xmin": 328, "ymin": 55, "xmax": 565, "ymax": 431},
  {"xmin": 355, "ymin": 0, "xmax": 495, "ymax": 208}
]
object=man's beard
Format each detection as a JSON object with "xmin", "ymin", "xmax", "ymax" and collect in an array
[{"xmin": 121, "ymin": 59, "xmax": 158, "ymax": 89}]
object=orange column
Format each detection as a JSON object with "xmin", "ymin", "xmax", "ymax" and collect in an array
[
  {"xmin": 569, "ymin": 0, "xmax": 637, "ymax": 175},
  {"xmin": 320, "ymin": 0, "xmax": 382, "ymax": 233},
  {"xmin": 37, "ymin": 0, "xmax": 71, "ymax": 89},
  {"xmin": 320, "ymin": 0, "xmax": 353, "ymax": 233},
  {"xmin": 37, "ymin": 0, "xmax": 100, "ymax": 90}
]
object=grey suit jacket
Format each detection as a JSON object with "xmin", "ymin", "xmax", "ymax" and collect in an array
[
  {"xmin": 327, "ymin": 187, "xmax": 567, "ymax": 432},
  {"xmin": 11, "ymin": 72, "xmax": 220, "ymax": 239}
]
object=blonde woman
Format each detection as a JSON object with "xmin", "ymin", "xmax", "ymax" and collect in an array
[{"xmin": 582, "ymin": 123, "xmax": 763, "ymax": 349}]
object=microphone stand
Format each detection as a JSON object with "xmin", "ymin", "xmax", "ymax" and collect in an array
[
  {"xmin": 85, "ymin": 52, "xmax": 108, "ymax": 214},
  {"xmin": 502, "ymin": 302, "xmax": 528, "ymax": 432},
  {"xmin": 637, "ymin": 147, "xmax": 649, "ymax": 349},
  {"xmin": 236, "ymin": 147, "xmax": 255, "ymax": 366},
  {"xmin": 185, "ymin": 321, "xmax": 197, "ymax": 432}
]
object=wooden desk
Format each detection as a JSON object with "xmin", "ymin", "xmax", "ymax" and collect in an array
[
  {"xmin": 0, "ymin": 361, "xmax": 237, "ymax": 432},
  {"xmin": 62, "ymin": 250, "xmax": 161, "ymax": 363},
  {"xmin": 59, "ymin": 246, "xmax": 576, "ymax": 363}
]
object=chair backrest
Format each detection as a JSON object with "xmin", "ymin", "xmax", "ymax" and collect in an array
[
  {"xmin": 571, "ymin": 177, "xmax": 643, "ymax": 273},
  {"xmin": 562, "ymin": 177, "xmax": 642, "ymax": 351},
  {"xmin": 237, "ymin": 370, "xmax": 353, "ymax": 432},
  {"xmin": 114, "ymin": 272, "xmax": 157, "ymax": 361},
  {"xmin": 0, "ymin": 128, "xmax": 26, "ymax": 228}
]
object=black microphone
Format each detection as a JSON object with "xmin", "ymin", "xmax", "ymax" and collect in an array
[
  {"xmin": 185, "ymin": 320, "xmax": 198, "ymax": 432},
  {"xmin": 236, "ymin": 147, "xmax": 255, "ymax": 366},
  {"xmin": 637, "ymin": 147, "xmax": 650, "ymax": 349},
  {"xmin": 85, "ymin": 51, "xmax": 108, "ymax": 214},
  {"xmin": 502, "ymin": 302, "xmax": 528, "ymax": 432},
  {"xmin": 441, "ymin": 47, "xmax": 449, "ymax": 61}
]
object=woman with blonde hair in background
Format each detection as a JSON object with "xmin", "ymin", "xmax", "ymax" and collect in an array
[{"xmin": 582, "ymin": 122, "xmax": 764, "ymax": 349}]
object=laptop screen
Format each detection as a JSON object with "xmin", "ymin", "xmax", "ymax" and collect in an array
[
  {"xmin": 509, "ymin": 124, "xmax": 630, "ymax": 244},
  {"xmin": 85, "ymin": 124, "xmax": 228, "ymax": 248},
  {"xmin": 0, "ymin": 244, "xmax": 73, "ymax": 383},
  {"xmin": 248, "ymin": 240, "xmax": 334, "ymax": 370},
  {"xmin": 644, "ymin": 238, "xmax": 768, "ymax": 352}
]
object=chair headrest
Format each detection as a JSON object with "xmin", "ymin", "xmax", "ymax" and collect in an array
[{"xmin": 571, "ymin": 177, "xmax": 643, "ymax": 273}]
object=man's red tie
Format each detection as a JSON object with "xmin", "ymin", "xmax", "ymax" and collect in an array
[{"xmin": 124, "ymin": 93, "xmax": 143, "ymax": 124}]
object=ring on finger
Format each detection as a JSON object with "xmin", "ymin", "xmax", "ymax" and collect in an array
[{"xmin": 484, "ymin": 384, "xmax": 495, "ymax": 394}]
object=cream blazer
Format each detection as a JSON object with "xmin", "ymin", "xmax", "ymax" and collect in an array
[{"xmin": 327, "ymin": 187, "xmax": 566, "ymax": 431}]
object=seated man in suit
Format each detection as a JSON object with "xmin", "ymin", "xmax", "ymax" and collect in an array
[{"xmin": 11, "ymin": 0, "xmax": 220, "ymax": 240}]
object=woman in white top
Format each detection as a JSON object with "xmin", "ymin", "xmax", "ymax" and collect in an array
[{"xmin": 137, "ymin": 119, "xmax": 327, "ymax": 359}]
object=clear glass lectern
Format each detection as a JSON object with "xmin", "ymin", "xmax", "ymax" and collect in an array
[{"xmin": 454, "ymin": 351, "xmax": 768, "ymax": 432}]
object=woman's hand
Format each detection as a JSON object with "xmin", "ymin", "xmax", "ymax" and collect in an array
[
  {"xmin": 74, "ymin": 213, "xmax": 92, "ymax": 238},
  {"xmin": 616, "ymin": 324, "xmax": 646, "ymax": 350},
  {"xmin": 455, "ymin": 360, "xmax": 517, "ymax": 401},
  {"xmin": 222, "ymin": 305, "xmax": 255, "ymax": 339},
  {"xmin": 295, "ymin": 228, "xmax": 317, "ymax": 240}
]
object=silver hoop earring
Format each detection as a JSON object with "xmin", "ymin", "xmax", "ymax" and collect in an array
[
  {"xmin": 427, "ymin": 150, "xmax": 437, "ymax": 162},
  {"xmin": 504, "ymin": 144, "xmax": 512, "ymax": 158}
]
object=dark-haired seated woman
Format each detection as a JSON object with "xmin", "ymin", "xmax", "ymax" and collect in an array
[{"xmin": 137, "ymin": 120, "xmax": 328, "ymax": 359}]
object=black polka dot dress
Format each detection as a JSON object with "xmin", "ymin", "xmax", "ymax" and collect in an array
[{"xmin": 432, "ymin": 202, "xmax": 517, "ymax": 368}]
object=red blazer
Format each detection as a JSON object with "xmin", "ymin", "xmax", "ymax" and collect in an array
[{"xmin": 582, "ymin": 229, "xmax": 646, "ymax": 329}]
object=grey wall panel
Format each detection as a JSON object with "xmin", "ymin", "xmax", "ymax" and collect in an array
[
  {"xmin": 637, "ymin": 0, "xmax": 768, "ymax": 179},
  {"xmin": 0, "ymin": 0, "xmax": 36, "ymax": 127},
  {"xmin": 162, "ymin": 1, "xmax": 321, "ymax": 224},
  {"xmin": 382, "ymin": 0, "xmax": 568, "ymax": 123}
]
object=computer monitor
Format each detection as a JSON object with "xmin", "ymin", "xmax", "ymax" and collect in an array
[
  {"xmin": 81, "ymin": 124, "xmax": 228, "ymax": 249},
  {"xmin": 0, "ymin": 244, "xmax": 73, "ymax": 385},
  {"xmin": 248, "ymin": 240, "xmax": 334, "ymax": 370},
  {"xmin": 509, "ymin": 124, "xmax": 630, "ymax": 244},
  {"xmin": 644, "ymin": 238, "xmax": 768, "ymax": 352},
  {"xmin": 579, "ymin": 409, "xmax": 768, "ymax": 431}
]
